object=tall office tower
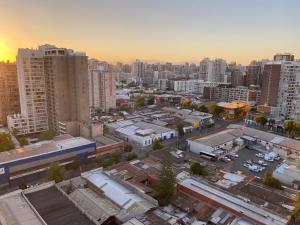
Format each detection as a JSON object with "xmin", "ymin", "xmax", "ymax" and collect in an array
[
  {"xmin": 260, "ymin": 62, "xmax": 281, "ymax": 107},
  {"xmin": 131, "ymin": 59, "xmax": 144, "ymax": 84},
  {"xmin": 277, "ymin": 61, "xmax": 300, "ymax": 120},
  {"xmin": 246, "ymin": 61, "xmax": 262, "ymax": 88},
  {"xmin": 8, "ymin": 47, "xmax": 49, "ymax": 134},
  {"xmin": 89, "ymin": 60, "xmax": 116, "ymax": 113},
  {"xmin": 199, "ymin": 58, "xmax": 213, "ymax": 81},
  {"xmin": 274, "ymin": 53, "xmax": 294, "ymax": 62},
  {"xmin": 0, "ymin": 62, "xmax": 20, "ymax": 126},
  {"xmin": 213, "ymin": 59, "xmax": 227, "ymax": 82},
  {"xmin": 43, "ymin": 47, "xmax": 90, "ymax": 134},
  {"xmin": 231, "ymin": 70, "xmax": 245, "ymax": 87}
]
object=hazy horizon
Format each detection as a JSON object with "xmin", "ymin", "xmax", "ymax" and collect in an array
[{"xmin": 0, "ymin": 0, "xmax": 299, "ymax": 64}]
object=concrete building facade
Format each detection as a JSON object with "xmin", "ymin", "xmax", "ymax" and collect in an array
[
  {"xmin": 0, "ymin": 62, "xmax": 20, "ymax": 126},
  {"xmin": 89, "ymin": 60, "xmax": 116, "ymax": 113}
]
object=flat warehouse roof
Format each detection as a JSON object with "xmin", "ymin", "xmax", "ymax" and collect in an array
[
  {"xmin": 25, "ymin": 186, "xmax": 95, "ymax": 225},
  {"xmin": 0, "ymin": 136, "xmax": 95, "ymax": 165},
  {"xmin": 180, "ymin": 178, "xmax": 287, "ymax": 225}
]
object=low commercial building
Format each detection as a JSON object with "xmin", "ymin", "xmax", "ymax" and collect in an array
[
  {"xmin": 217, "ymin": 101, "xmax": 249, "ymax": 119},
  {"xmin": 0, "ymin": 134, "xmax": 96, "ymax": 186},
  {"xmin": 187, "ymin": 129, "xmax": 244, "ymax": 159},
  {"xmin": 273, "ymin": 161, "xmax": 300, "ymax": 187},
  {"xmin": 81, "ymin": 168, "xmax": 158, "ymax": 222},
  {"xmin": 177, "ymin": 176, "xmax": 289, "ymax": 225},
  {"xmin": 107, "ymin": 120, "xmax": 176, "ymax": 147},
  {"xmin": 228, "ymin": 124, "xmax": 300, "ymax": 159},
  {"xmin": 0, "ymin": 182, "xmax": 97, "ymax": 225}
]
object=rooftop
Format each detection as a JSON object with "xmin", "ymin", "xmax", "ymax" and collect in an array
[
  {"xmin": 189, "ymin": 128, "xmax": 243, "ymax": 147},
  {"xmin": 228, "ymin": 124, "xmax": 300, "ymax": 152},
  {"xmin": 25, "ymin": 185, "xmax": 96, "ymax": 225},
  {"xmin": 180, "ymin": 178, "xmax": 288, "ymax": 225},
  {"xmin": 0, "ymin": 136, "xmax": 95, "ymax": 165},
  {"xmin": 0, "ymin": 190, "xmax": 43, "ymax": 225},
  {"xmin": 82, "ymin": 169, "xmax": 157, "ymax": 211},
  {"xmin": 217, "ymin": 101, "xmax": 248, "ymax": 110}
]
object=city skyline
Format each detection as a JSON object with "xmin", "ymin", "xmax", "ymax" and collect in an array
[{"xmin": 0, "ymin": 0, "xmax": 300, "ymax": 64}]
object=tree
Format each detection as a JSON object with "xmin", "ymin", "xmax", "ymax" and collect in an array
[
  {"xmin": 39, "ymin": 130, "xmax": 56, "ymax": 141},
  {"xmin": 71, "ymin": 159, "xmax": 80, "ymax": 172},
  {"xmin": 190, "ymin": 162, "xmax": 208, "ymax": 176},
  {"xmin": 198, "ymin": 105, "xmax": 209, "ymax": 113},
  {"xmin": 292, "ymin": 194, "xmax": 300, "ymax": 223},
  {"xmin": 0, "ymin": 132, "xmax": 15, "ymax": 152},
  {"xmin": 209, "ymin": 103, "xmax": 224, "ymax": 117},
  {"xmin": 176, "ymin": 123, "xmax": 184, "ymax": 137},
  {"xmin": 135, "ymin": 96, "xmax": 145, "ymax": 107},
  {"xmin": 255, "ymin": 115, "xmax": 268, "ymax": 127},
  {"xmin": 180, "ymin": 100, "xmax": 192, "ymax": 109},
  {"xmin": 263, "ymin": 172, "xmax": 283, "ymax": 190},
  {"xmin": 155, "ymin": 153, "xmax": 176, "ymax": 206},
  {"xmin": 124, "ymin": 144, "xmax": 133, "ymax": 152},
  {"xmin": 48, "ymin": 163, "xmax": 65, "ymax": 183},
  {"xmin": 284, "ymin": 120, "xmax": 300, "ymax": 137},
  {"xmin": 111, "ymin": 151, "xmax": 122, "ymax": 164},
  {"xmin": 152, "ymin": 139, "xmax": 162, "ymax": 150},
  {"xmin": 127, "ymin": 81, "xmax": 136, "ymax": 88},
  {"xmin": 17, "ymin": 136, "xmax": 28, "ymax": 147},
  {"xmin": 147, "ymin": 96, "xmax": 155, "ymax": 105},
  {"xmin": 127, "ymin": 152, "xmax": 138, "ymax": 161},
  {"xmin": 96, "ymin": 154, "xmax": 114, "ymax": 168},
  {"xmin": 18, "ymin": 178, "xmax": 27, "ymax": 190}
]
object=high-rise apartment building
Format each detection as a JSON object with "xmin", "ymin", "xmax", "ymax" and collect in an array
[
  {"xmin": 89, "ymin": 60, "xmax": 116, "ymax": 113},
  {"xmin": 199, "ymin": 58, "xmax": 213, "ymax": 81},
  {"xmin": 0, "ymin": 62, "xmax": 20, "ymax": 126},
  {"xmin": 277, "ymin": 61, "xmax": 300, "ymax": 120},
  {"xmin": 259, "ymin": 53, "xmax": 300, "ymax": 120},
  {"xmin": 43, "ymin": 47, "xmax": 90, "ymax": 134},
  {"xmin": 246, "ymin": 61, "xmax": 262, "ymax": 88},
  {"xmin": 274, "ymin": 53, "xmax": 294, "ymax": 62},
  {"xmin": 131, "ymin": 59, "xmax": 144, "ymax": 84},
  {"xmin": 260, "ymin": 62, "xmax": 282, "ymax": 107},
  {"xmin": 8, "ymin": 47, "xmax": 49, "ymax": 134},
  {"xmin": 200, "ymin": 58, "xmax": 227, "ymax": 82},
  {"xmin": 8, "ymin": 45, "xmax": 90, "ymax": 136},
  {"xmin": 216, "ymin": 85, "xmax": 248, "ymax": 103}
]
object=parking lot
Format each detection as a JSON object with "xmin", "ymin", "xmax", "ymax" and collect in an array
[{"xmin": 224, "ymin": 147, "xmax": 283, "ymax": 178}]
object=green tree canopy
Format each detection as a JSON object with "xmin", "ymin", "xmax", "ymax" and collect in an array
[
  {"xmin": 147, "ymin": 96, "xmax": 155, "ymax": 105},
  {"xmin": 263, "ymin": 172, "xmax": 283, "ymax": 190},
  {"xmin": 127, "ymin": 152, "xmax": 138, "ymax": 161},
  {"xmin": 135, "ymin": 96, "xmax": 145, "ymax": 107},
  {"xmin": 255, "ymin": 115, "xmax": 268, "ymax": 126},
  {"xmin": 17, "ymin": 136, "xmax": 28, "ymax": 147},
  {"xmin": 155, "ymin": 153, "xmax": 176, "ymax": 206},
  {"xmin": 180, "ymin": 100, "xmax": 192, "ymax": 109},
  {"xmin": 176, "ymin": 123, "xmax": 184, "ymax": 137},
  {"xmin": 284, "ymin": 120, "xmax": 300, "ymax": 137},
  {"xmin": 71, "ymin": 159, "xmax": 80, "ymax": 171},
  {"xmin": 190, "ymin": 162, "xmax": 208, "ymax": 176},
  {"xmin": 127, "ymin": 81, "xmax": 136, "ymax": 88},
  {"xmin": 0, "ymin": 132, "xmax": 15, "ymax": 152},
  {"xmin": 292, "ymin": 194, "xmax": 300, "ymax": 223},
  {"xmin": 38, "ymin": 130, "xmax": 56, "ymax": 141},
  {"xmin": 124, "ymin": 144, "xmax": 133, "ymax": 152},
  {"xmin": 152, "ymin": 139, "xmax": 162, "ymax": 150},
  {"xmin": 48, "ymin": 163, "xmax": 65, "ymax": 183},
  {"xmin": 209, "ymin": 103, "xmax": 224, "ymax": 117},
  {"xmin": 198, "ymin": 105, "xmax": 209, "ymax": 113}
]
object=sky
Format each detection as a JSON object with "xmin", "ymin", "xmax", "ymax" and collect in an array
[{"xmin": 0, "ymin": 0, "xmax": 299, "ymax": 64}]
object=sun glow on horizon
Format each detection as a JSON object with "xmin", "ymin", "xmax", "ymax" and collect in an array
[{"xmin": 0, "ymin": 38, "xmax": 15, "ymax": 62}]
